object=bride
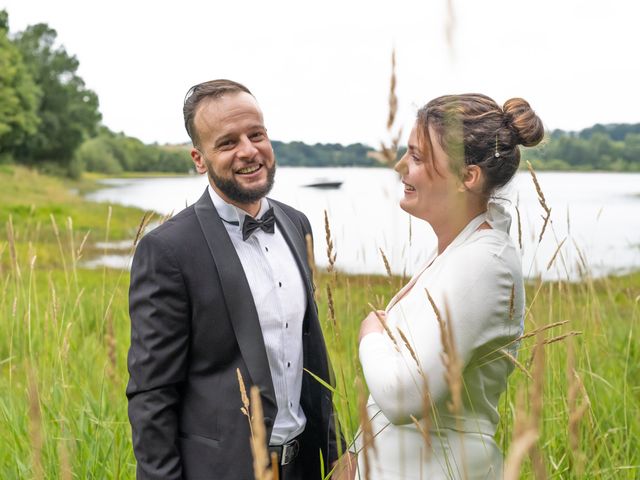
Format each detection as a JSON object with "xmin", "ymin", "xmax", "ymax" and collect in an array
[{"xmin": 355, "ymin": 94, "xmax": 544, "ymax": 479}]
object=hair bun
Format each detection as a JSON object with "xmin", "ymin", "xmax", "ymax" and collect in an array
[{"xmin": 503, "ymin": 98, "xmax": 544, "ymax": 147}]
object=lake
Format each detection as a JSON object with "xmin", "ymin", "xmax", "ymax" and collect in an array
[{"xmin": 86, "ymin": 169, "xmax": 640, "ymax": 280}]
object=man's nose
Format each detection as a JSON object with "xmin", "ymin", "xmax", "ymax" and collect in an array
[{"xmin": 236, "ymin": 136, "xmax": 258, "ymax": 159}]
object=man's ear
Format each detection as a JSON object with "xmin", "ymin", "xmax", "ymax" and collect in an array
[
  {"xmin": 191, "ymin": 148, "xmax": 208, "ymax": 175},
  {"xmin": 459, "ymin": 165, "xmax": 484, "ymax": 193}
]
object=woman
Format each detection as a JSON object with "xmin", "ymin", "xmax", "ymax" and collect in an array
[{"xmin": 356, "ymin": 94, "xmax": 544, "ymax": 479}]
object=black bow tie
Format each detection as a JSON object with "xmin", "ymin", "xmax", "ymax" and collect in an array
[{"xmin": 242, "ymin": 207, "xmax": 275, "ymax": 241}]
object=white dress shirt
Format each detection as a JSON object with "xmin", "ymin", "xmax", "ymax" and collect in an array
[
  {"xmin": 208, "ymin": 186, "xmax": 307, "ymax": 445},
  {"xmin": 357, "ymin": 202, "xmax": 525, "ymax": 479}
]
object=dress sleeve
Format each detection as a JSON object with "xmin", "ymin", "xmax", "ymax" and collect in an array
[{"xmin": 359, "ymin": 241, "xmax": 516, "ymax": 425}]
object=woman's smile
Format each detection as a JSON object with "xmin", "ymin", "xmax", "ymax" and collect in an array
[{"xmin": 402, "ymin": 181, "xmax": 416, "ymax": 193}]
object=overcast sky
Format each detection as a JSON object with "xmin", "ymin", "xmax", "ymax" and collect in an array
[{"xmin": 3, "ymin": 0, "xmax": 639, "ymax": 147}]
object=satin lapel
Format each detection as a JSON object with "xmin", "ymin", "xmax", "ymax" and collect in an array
[
  {"xmin": 270, "ymin": 203, "xmax": 315, "ymax": 311},
  {"xmin": 193, "ymin": 190, "xmax": 276, "ymax": 413}
]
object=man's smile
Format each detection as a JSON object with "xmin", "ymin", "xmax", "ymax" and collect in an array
[{"xmin": 236, "ymin": 164, "xmax": 263, "ymax": 175}]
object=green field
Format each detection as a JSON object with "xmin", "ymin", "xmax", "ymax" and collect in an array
[{"xmin": 1, "ymin": 166, "xmax": 638, "ymax": 478}]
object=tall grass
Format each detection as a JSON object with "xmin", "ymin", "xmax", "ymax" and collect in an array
[
  {"xmin": 0, "ymin": 167, "xmax": 146, "ymax": 478},
  {"xmin": 1, "ymin": 227, "xmax": 136, "ymax": 478}
]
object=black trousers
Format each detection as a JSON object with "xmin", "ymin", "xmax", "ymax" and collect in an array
[{"xmin": 279, "ymin": 455, "xmax": 304, "ymax": 480}]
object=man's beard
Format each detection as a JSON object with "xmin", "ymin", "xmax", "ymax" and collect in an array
[{"xmin": 206, "ymin": 162, "xmax": 276, "ymax": 204}]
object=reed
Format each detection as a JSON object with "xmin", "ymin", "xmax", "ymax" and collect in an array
[
  {"xmin": 515, "ymin": 198, "xmax": 523, "ymax": 251},
  {"xmin": 368, "ymin": 303, "xmax": 400, "ymax": 352},
  {"xmin": 305, "ymin": 232, "xmax": 318, "ymax": 297},
  {"xmin": 27, "ymin": 365, "xmax": 43, "ymax": 480},
  {"xmin": 378, "ymin": 48, "xmax": 402, "ymax": 167},
  {"xmin": 249, "ymin": 386, "xmax": 273, "ymax": 480},
  {"xmin": 526, "ymin": 161, "xmax": 552, "ymax": 242},
  {"xmin": 429, "ymin": 292, "xmax": 468, "ymax": 479},
  {"xmin": 378, "ymin": 248, "xmax": 393, "ymax": 284},
  {"xmin": 58, "ymin": 429, "xmax": 72, "ymax": 480},
  {"xmin": 326, "ymin": 283, "xmax": 339, "ymax": 334},
  {"xmin": 324, "ymin": 209, "xmax": 337, "ymax": 275},
  {"xmin": 133, "ymin": 211, "xmax": 154, "ymax": 247},
  {"xmin": 546, "ymin": 237, "xmax": 567, "ymax": 271},
  {"xmin": 356, "ymin": 377, "xmax": 376, "ymax": 480},
  {"xmin": 424, "ymin": 290, "xmax": 463, "ymax": 418},
  {"xmin": 504, "ymin": 334, "xmax": 545, "ymax": 480},
  {"xmin": 500, "ymin": 348, "xmax": 533, "ymax": 380}
]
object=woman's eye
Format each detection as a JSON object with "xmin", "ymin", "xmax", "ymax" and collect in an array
[{"xmin": 412, "ymin": 154, "xmax": 422, "ymax": 163}]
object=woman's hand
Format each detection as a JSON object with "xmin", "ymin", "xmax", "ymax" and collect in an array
[{"xmin": 358, "ymin": 310, "xmax": 386, "ymax": 343}]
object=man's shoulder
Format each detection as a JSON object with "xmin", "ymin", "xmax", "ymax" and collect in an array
[
  {"xmin": 141, "ymin": 205, "xmax": 199, "ymax": 245},
  {"xmin": 268, "ymin": 198, "xmax": 307, "ymax": 222}
]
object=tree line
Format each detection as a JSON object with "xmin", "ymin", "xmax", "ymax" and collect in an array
[
  {"xmin": 1, "ymin": 9, "xmax": 638, "ymax": 176},
  {"xmin": 273, "ymin": 128, "xmax": 640, "ymax": 171},
  {"xmin": 523, "ymin": 124, "xmax": 640, "ymax": 172},
  {"xmin": 272, "ymin": 141, "xmax": 380, "ymax": 167},
  {"xmin": 0, "ymin": 11, "xmax": 191, "ymax": 177}
]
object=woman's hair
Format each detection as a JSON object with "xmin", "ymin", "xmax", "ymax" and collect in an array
[{"xmin": 417, "ymin": 94, "xmax": 544, "ymax": 196}]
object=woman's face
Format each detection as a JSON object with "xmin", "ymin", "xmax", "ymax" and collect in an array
[{"xmin": 394, "ymin": 123, "xmax": 462, "ymax": 222}]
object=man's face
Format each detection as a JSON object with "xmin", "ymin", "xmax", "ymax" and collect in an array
[{"xmin": 191, "ymin": 92, "xmax": 276, "ymax": 209}]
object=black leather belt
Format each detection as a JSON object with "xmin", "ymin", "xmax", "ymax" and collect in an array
[{"xmin": 268, "ymin": 438, "xmax": 300, "ymax": 466}]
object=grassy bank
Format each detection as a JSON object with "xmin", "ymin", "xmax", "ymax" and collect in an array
[
  {"xmin": 1, "ymin": 167, "xmax": 638, "ymax": 478},
  {"xmin": 0, "ymin": 166, "xmax": 148, "ymax": 245}
]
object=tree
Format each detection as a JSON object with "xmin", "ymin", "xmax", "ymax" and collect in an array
[
  {"xmin": 622, "ymin": 133, "xmax": 640, "ymax": 169},
  {"xmin": 74, "ymin": 136, "xmax": 122, "ymax": 174},
  {"xmin": 0, "ymin": 10, "xmax": 41, "ymax": 162},
  {"xmin": 76, "ymin": 127, "xmax": 193, "ymax": 174},
  {"xmin": 12, "ymin": 22, "xmax": 100, "ymax": 173}
]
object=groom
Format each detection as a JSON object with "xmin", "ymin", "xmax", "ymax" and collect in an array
[{"xmin": 126, "ymin": 79, "xmax": 345, "ymax": 479}]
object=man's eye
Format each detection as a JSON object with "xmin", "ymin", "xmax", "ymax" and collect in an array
[
  {"xmin": 218, "ymin": 140, "xmax": 234, "ymax": 149},
  {"xmin": 251, "ymin": 132, "xmax": 266, "ymax": 141}
]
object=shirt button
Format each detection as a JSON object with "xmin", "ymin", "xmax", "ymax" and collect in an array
[
  {"xmin": 287, "ymin": 361, "xmax": 291, "ymax": 368},
  {"xmin": 278, "ymin": 282, "xmax": 282, "ymax": 287},
  {"xmin": 265, "ymin": 246, "xmax": 269, "ymax": 252},
  {"xmin": 289, "ymin": 402, "xmax": 293, "ymax": 407},
  {"xmin": 285, "ymin": 323, "xmax": 289, "ymax": 328}
]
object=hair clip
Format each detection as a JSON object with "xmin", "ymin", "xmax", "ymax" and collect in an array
[{"xmin": 494, "ymin": 134, "xmax": 501, "ymax": 158}]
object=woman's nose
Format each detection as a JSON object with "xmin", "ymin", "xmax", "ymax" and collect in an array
[{"xmin": 394, "ymin": 155, "xmax": 407, "ymax": 175}]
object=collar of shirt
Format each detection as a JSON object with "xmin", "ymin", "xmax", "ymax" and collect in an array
[{"xmin": 207, "ymin": 184, "xmax": 271, "ymax": 229}]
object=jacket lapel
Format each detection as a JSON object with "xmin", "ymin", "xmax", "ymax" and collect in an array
[
  {"xmin": 193, "ymin": 190, "xmax": 277, "ymax": 414},
  {"xmin": 270, "ymin": 202, "xmax": 315, "ymax": 326}
]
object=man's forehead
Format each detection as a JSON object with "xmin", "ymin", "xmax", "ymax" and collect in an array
[
  {"xmin": 194, "ymin": 93, "xmax": 264, "ymax": 133},
  {"xmin": 197, "ymin": 92, "xmax": 261, "ymax": 116}
]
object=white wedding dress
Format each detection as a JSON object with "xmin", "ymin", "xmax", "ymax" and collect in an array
[{"xmin": 356, "ymin": 203, "xmax": 524, "ymax": 480}]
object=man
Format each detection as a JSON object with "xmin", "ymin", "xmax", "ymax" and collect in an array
[{"xmin": 127, "ymin": 79, "xmax": 347, "ymax": 479}]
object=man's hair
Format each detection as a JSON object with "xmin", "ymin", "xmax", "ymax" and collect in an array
[{"xmin": 183, "ymin": 79, "xmax": 253, "ymax": 146}]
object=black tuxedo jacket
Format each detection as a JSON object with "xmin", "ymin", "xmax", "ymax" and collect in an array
[{"xmin": 126, "ymin": 190, "xmax": 343, "ymax": 479}]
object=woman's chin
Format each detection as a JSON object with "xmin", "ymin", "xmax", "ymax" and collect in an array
[{"xmin": 398, "ymin": 199, "xmax": 414, "ymax": 215}]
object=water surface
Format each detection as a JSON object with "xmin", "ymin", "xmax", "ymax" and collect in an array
[{"xmin": 86, "ymin": 169, "xmax": 640, "ymax": 280}]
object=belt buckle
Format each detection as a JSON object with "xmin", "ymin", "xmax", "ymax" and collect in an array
[{"xmin": 280, "ymin": 439, "xmax": 299, "ymax": 466}]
